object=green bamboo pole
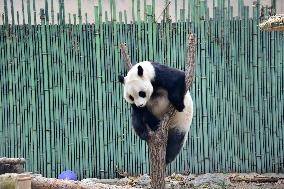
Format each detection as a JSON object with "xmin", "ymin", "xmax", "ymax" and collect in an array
[
  {"xmin": 86, "ymin": 7, "xmax": 92, "ymax": 180},
  {"xmin": 137, "ymin": 0, "xmax": 142, "ymax": 62},
  {"xmin": 12, "ymin": 0, "xmax": 21, "ymax": 160},
  {"xmin": 45, "ymin": 0, "xmax": 49, "ymax": 23},
  {"xmin": 212, "ymin": 18, "xmax": 219, "ymax": 172},
  {"xmin": 2, "ymin": 24, "xmax": 7, "ymax": 156},
  {"xmin": 26, "ymin": 0, "xmax": 31, "ymax": 25},
  {"xmin": 21, "ymin": 0, "xmax": 25, "ymax": 24},
  {"xmin": 78, "ymin": 0, "xmax": 82, "ymax": 24},
  {"xmin": 253, "ymin": 2, "xmax": 261, "ymax": 171},
  {"xmin": 51, "ymin": 0, "xmax": 55, "ymax": 24},
  {"xmin": 77, "ymin": 0, "xmax": 84, "ymax": 177},
  {"xmin": 1, "ymin": 13, "xmax": 4, "ymax": 24},
  {"xmin": 10, "ymin": 0, "xmax": 15, "ymax": 26},
  {"xmin": 0, "ymin": 26, "xmax": 3, "ymax": 156},
  {"xmin": 52, "ymin": 23, "xmax": 59, "ymax": 176},
  {"xmin": 147, "ymin": 5, "xmax": 153, "ymax": 61},
  {"xmin": 175, "ymin": 0, "xmax": 177, "ymax": 22},
  {"xmin": 262, "ymin": 8, "xmax": 268, "ymax": 172},
  {"xmin": 94, "ymin": 5, "xmax": 104, "ymax": 178},
  {"xmin": 4, "ymin": 0, "xmax": 8, "ymax": 25},
  {"xmin": 46, "ymin": 11, "xmax": 54, "ymax": 178},
  {"xmin": 32, "ymin": 8, "xmax": 40, "ymax": 173},
  {"xmin": 103, "ymin": 14, "xmax": 109, "ymax": 177},
  {"xmin": 48, "ymin": 20, "xmax": 56, "ymax": 178},
  {"xmin": 143, "ymin": 0, "xmax": 146, "ymax": 21},
  {"xmin": 33, "ymin": 0, "xmax": 36, "ymax": 24},
  {"xmin": 98, "ymin": 11, "xmax": 106, "ymax": 169},
  {"xmin": 40, "ymin": 8, "xmax": 51, "ymax": 176},
  {"xmin": 71, "ymin": 13, "xmax": 78, "ymax": 175},
  {"xmin": 5, "ymin": 3, "xmax": 14, "ymax": 159},
  {"xmin": 64, "ymin": 11, "xmax": 71, "ymax": 176},
  {"xmin": 1, "ymin": 24, "xmax": 7, "ymax": 156},
  {"xmin": 131, "ymin": 0, "xmax": 135, "ymax": 22}
]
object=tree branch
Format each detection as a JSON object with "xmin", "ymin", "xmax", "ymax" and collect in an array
[
  {"xmin": 119, "ymin": 33, "xmax": 196, "ymax": 189},
  {"xmin": 119, "ymin": 43, "xmax": 132, "ymax": 70}
]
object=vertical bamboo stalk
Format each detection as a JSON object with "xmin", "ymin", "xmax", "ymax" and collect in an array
[
  {"xmin": 27, "ymin": 0, "xmax": 31, "ymax": 25},
  {"xmin": 4, "ymin": 0, "xmax": 8, "ymax": 25},
  {"xmin": 40, "ymin": 8, "xmax": 51, "ymax": 177},
  {"xmin": 45, "ymin": 0, "xmax": 49, "ymax": 23},
  {"xmin": 0, "ymin": 26, "xmax": 3, "ymax": 157},
  {"xmin": 51, "ymin": 0, "xmax": 55, "ymax": 24},
  {"xmin": 33, "ymin": 0, "xmax": 36, "ymax": 24},
  {"xmin": 131, "ymin": 0, "xmax": 135, "ymax": 22},
  {"xmin": 21, "ymin": 0, "xmax": 25, "ymax": 24},
  {"xmin": 147, "ymin": 5, "xmax": 153, "ymax": 60},
  {"xmin": 10, "ymin": 0, "xmax": 15, "ymax": 26}
]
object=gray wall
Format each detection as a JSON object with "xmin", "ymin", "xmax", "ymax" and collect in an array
[{"xmin": 0, "ymin": 0, "xmax": 283, "ymax": 24}]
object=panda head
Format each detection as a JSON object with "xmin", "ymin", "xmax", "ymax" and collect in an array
[{"xmin": 118, "ymin": 63, "xmax": 154, "ymax": 107}]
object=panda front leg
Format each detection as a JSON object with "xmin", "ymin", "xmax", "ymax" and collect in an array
[
  {"xmin": 131, "ymin": 105, "xmax": 149, "ymax": 140},
  {"xmin": 167, "ymin": 75, "xmax": 186, "ymax": 112},
  {"xmin": 168, "ymin": 93, "xmax": 185, "ymax": 112},
  {"xmin": 143, "ymin": 109, "xmax": 160, "ymax": 131}
]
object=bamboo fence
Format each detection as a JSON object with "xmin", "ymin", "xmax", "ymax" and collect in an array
[{"xmin": 0, "ymin": 0, "xmax": 283, "ymax": 179}]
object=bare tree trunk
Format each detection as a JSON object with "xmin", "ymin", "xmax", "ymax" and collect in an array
[
  {"xmin": 119, "ymin": 33, "xmax": 196, "ymax": 189},
  {"xmin": 148, "ymin": 125, "xmax": 167, "ymax": 188}
]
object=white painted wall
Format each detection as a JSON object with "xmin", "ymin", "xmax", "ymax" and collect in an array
[{"xmin": 0, "ymin": 0, "xmax": 283, "ymax": 24}]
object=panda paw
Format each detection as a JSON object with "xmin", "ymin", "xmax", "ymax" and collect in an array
[
  {"xmin": 175, "ymin": 103, "xmax": 185, "ymax": 112},
  {"xmin": 169, "ymin": 94, "xmax": 185, "ymax": 112},
  {"xmin": 137, "ymin": 130, "xmax": 148, "ymax": 140}
]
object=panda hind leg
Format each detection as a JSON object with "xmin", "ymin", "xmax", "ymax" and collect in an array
[{"xmin": 166, "ymin": 129, "xmax": 186, "ymax": 164}]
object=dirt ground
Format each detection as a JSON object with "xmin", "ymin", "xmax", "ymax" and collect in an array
[{"xmin": 79, "ymin": 173, "xmax": 284, "ymax": 189}]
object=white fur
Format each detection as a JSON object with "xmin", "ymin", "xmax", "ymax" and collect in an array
[
  {"xmin": 124, "ymin": 61, "xmax": 155, "ymax": 83},
  {"xmin": 147, "ymin": 89, "xmax": 193, "ymax": 133}
]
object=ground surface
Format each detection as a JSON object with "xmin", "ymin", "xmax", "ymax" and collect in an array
[{"xmin": 79, "ymin": 173, "xmax": 284, "ymax": 189}]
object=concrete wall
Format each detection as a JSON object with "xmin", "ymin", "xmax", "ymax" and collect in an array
[{"xmin": 0, "ymin": 0, "xmax": 283, "ymax": 24}]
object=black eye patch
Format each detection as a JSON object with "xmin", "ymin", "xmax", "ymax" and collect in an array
[
  {"xmin": 129, "ymin": 95, "xmax": 134, "ymax": 101},
  {"xmin": 139, "ymin": 91, "xmax": 146, "ymax": 98}
]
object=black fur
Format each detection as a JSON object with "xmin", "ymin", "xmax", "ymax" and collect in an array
[
  {"xmin": 131, "ymin": 105, "xmax": 160, "ymax": 140},
  {"xmin": 137, "ymin": 65, "xmax": 143, "ymax": 76},
  {"xmin": 166, "ymin": 129, "xmax": 186, "ymax": 164},
  {"xmin": 150, "ymin": 62, "xmax": 186, "ymax": 112},
  {"xmin": 118, "ymin": 75, "xmax": 124, "ymax": 83}
]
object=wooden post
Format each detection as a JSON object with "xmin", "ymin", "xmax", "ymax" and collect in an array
[
  {"xmin": 0, "ymin": 173, "xmax": 31, "ymax": 189},
  {"xmin": 119, "ymin": 33, "xmax": 196, "ymax": 189}
]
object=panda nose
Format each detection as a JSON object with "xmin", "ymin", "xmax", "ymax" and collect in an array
[{"xmin": 138, "ymin": 104, "xmax": 144, "ymax": 107}]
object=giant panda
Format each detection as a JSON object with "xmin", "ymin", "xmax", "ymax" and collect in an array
[{"xmin": 118, "ymin": 61, "xmax": 193, "ymax": 164}]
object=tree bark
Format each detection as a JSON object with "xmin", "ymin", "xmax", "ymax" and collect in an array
[{"xmin": 119, "ymin": 33, "xmax": 196, "ymax": 189}]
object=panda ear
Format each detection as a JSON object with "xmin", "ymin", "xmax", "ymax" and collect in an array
[
  {"xmin": 137, "ymin": 65, "xmax": 143, "ymax": 76},
  {"xmin": 118, "ymin": 75, "xmax": 125, "ymax": 84}
]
